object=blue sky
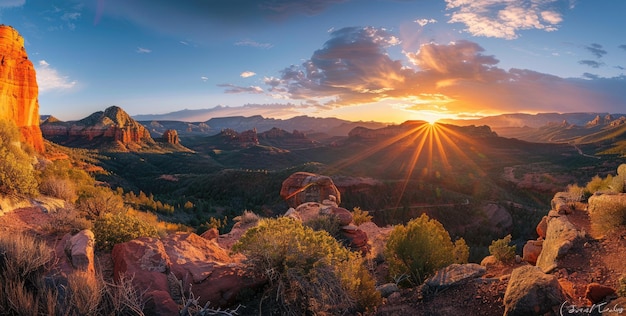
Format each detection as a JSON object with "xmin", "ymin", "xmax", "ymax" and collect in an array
[{"xmin": 1, "ymin": 0, "xmax": 625, "ymax": 123}]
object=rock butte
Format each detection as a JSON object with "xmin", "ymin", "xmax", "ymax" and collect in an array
[{"xmin": 0, "ymin": 25, "xmax": 44, "ymax": 152}]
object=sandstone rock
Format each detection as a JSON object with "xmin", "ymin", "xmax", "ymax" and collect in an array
[
  {"xmin": 425, "ymin": 263, "xmax": 486, "ymax": 290},
  {"xmin": 522, "ymin": 240, "xmax": 543, "ymax": 265},
  {"xmin": 143, "ymin": 290, "xmax": 179, "ymax": 316},
  {"xmin": 162, "ymin": 129, "xmax": 179, "ymax": 144},
  {"xmin": 331, "ymin": 205, "xmax": 353, "ymax": 226},
  {"xmin": 376, "ymin": 283, "xmax": 399, "ymax": 298},
  {"xmin": 536, "ymin": 214, "xmax": 581, "ymax": 273},
  {"xmin": 480, "ymin": 255, "xmax": 499, "ymax": 268},
  {"xmin": 482, "ymin": 203, "xmax": 513, "ymax": 234},
  {"xmin": 0, "ymin": 26, "xmax": 44, "ymax": 152},
  {"xmin": 536, "ymin": 216, "xmax": 548, "ymax": 239},
  {"xmin": 503, "ymin": 266, "xmax": 567, "ymax": 316},
  {"xmin": 341, "ymin": 224, "xmax": 370, "ymax": 255},
  {"xmin": 111, "ymin": 237, "xmax": 171, "ymax": 294},
  {"xmin": 551, "ymin": 192, "xmax": 573, "ymax": 214},
  {"xmin": 64, "ymin": 230, "xmax": 95, "ymax": 274},
  {"xmin": 200, "ymin": 227, "xmax": 219, "ymax": 240},
  {"xmin": 280, "ymin": 172, "xmax": 341, "ymax": 208},
  {"xmin": 585, "ymin": 283, "xmax": 616, "ymax": 304}
]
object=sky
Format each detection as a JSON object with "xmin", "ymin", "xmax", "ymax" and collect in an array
[{"xmin": 1, "ymin": 0, "xmax": 625, "ymax": 124}]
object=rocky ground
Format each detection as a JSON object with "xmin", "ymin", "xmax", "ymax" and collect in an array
[{"xmin": 1, "ymin": 200, "xmax": 624, "ymax": 316}]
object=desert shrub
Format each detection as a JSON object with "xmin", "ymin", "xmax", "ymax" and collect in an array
[
  {"xmin": 352, "ymin": 207, "xmax": 373, "ymax": 225},
  {"xmin": 585, "ymin": 175, "xmax": 613, "ymax": 194},
  {"xmin": 384, "ymin": 213, "xmax": 469, "ymax": 285},
  {"xmin": 304, "ymin": 213, "xmax": 342, "ymax": 239},
  {"xmin": 0, "ymin": 119, "xmax": 39, "ymax": 196},
  {"xmin": 233, "ymin": 209, "xmax": 260, "ymax": 225},
  {"xmin": 77, "ymin": 186, "xmax": 126, "ymax": 219},
  {"xmin": 488, "ymin": 234, "xmax": 517, "ymax": 263},
  {"xmin": 93, "ymin": 210, "xmax": 160, "ymax": 251},
  {"xmin": 453, "ymin": 238, "xmax": 470, "ymax": 264},
  {"xmin": 233, "ymin": 217, "xmax": 381, "ymax": 315},
  {"xmin": 38, "ymin": 158, "xmax": 95, "ymax": 197},
  {"xmin": 565, "ymin": 184, "xmax": 586, "ymax": 202},
  {"xmin": 44, "ymin": 206, "xmax": 93, "ymax": 235},
  {"xmin": 588, "ymin": 194, "xmax": 626, "ymax": 235},
  {"xmin": 39, "ymin": 177, "xmax": 78, "ymax": 202},
  {"xmin": 610, "ymin": 163, "xmax": 626, "ymax": 193}
]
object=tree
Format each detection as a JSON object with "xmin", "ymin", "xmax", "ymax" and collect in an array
[{"xmin": 384, "ymin": 213, "xmax": 469, "ymax": 285}]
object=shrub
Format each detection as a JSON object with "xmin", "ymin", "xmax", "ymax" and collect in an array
[
  {"xmin": 453, "ymin": 238, "xmax": 470, "ymax": 264},
  {"xmin": 488, "ymin": 234, "xmax": 516, "ymax": 263},
  {"xmin": 39, "ymin": 177, "xmax": 78, "ymax": 202},
  {"xmin": 77, "ymin": 187, "xmax": 126, "ymax": 219},
  {"xmin": 0, "ymin": 119, "xmax": 39, "ymax": 196},
  {"xmin": 304, "ymin": 214, "xmax": 342, "ymax": 239},
  {"xmin": 352, "ymin": 207, "xmax": 373, "ymax": 225},
  {"xmin": 384, "ymin": 213, "xmax": 469, "ymax": 285},
  {"xmin": 585, "ymin": 175, "xmax": 613, "ymax": 194},
  {"xmin": 618, "ymin": 274, "xmax": 626, "ymax": 297},
  {"xmin": 588, "ymin": 194, "xmax": 626, "ymax": 236},
  {"xmin": 93, "ymin": 210, "xmax": 160, "ymax": 251},
  {"xmin": 233, "ymin": 217, "xmax": 381, "ymax": 314},
  {"xmin": 44, "ymin": 206, "xmax": 93, "ymax": 235}
]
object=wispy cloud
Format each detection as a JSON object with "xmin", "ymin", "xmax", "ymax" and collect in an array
[
  {"xmin": 200, "ymin": 76, "xmax": 208, "ymax": 82},
  {"xmin": 136, "ymin": 47, "xmax": 152, "ymax": 54},
  {"xmin": 415, "ymin": 18, "xmax": 437, "ymax": 27},
  {"xmin": 619, "ymin": 44, "xmax": 626, "ymax": 51},
  {"xmin": 235, "ymin": 39, "xmax": 273, "ymax": 49},
  {"xmin": 61, "ymin": 11, "xmax": 81, "ymax": 30},
  {"xmin": 445, "ymin": 0, "xmax": 564, "ymax": 39},
  {"xmin": 584, "ymin": 43, "xmax": 607, "ymax": 58},
  {"xmin": 217, "ymin": 83, "xmax": 264, "ymax": 94},
  {"xmin": 240, "ymin": 71, "xmax": 256, "ymax": 78},
  {"xmin": 579, "ymin": 60, "xmax": 604, "ymax": 68},
  {"xmin": 0, "ymin": 0, "xmax": 24, "ymax": 8},
  {"xmin": 35, "ymin": 60, "xmax": 77, "ymax": 92}
]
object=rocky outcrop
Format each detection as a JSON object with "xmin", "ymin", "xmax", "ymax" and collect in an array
[
  {"xmin": 424, "ymin": 263, "xmax": 486, "ymax": 291},
  {"xmin": 522, "ymin": 240, "xmax": 542, "ymax": 265},
  {"xmin": 41, "ymin": 106, "xmax": 156, "ymax": 151},
  {"xmin": 503, "ymin": 265, "xmax": 567, "ymax": 316},
  {"xmin": 280, "ymin": 172, "xmax": 341, "ymax": 208},
  {"xmin": 0, "ymin": 25, "xmax": 44, "ymax": 152},
  {"xmin": 536, "ymin": 212, "xmax": 582, "ymax": 273},
  {"xmin": 162, "ymin": 129, "xmax": 179, "ymax": 144},
  {"xmin": 54, "ymin": 229, "xmax": 96, "ymax": 278},
  {"xmin": 218, "ymin": 128, "xmax": 259, "ymax": 148},
  {"xmin": 112, "ymin": 232, "xmax": 264, "ymax": 310}
]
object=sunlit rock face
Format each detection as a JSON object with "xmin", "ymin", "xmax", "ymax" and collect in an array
[{"xmin": 0, "ymin": 25, "xmax": 45, "ymax": 152}]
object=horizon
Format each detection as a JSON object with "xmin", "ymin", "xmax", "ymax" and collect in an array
[{"xmin": 2, "ymin": 0, "xmax": 625, "ymax": 124}]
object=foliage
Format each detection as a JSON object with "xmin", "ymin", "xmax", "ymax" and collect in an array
[
  {"xmin": 233, "ymin": 217, "xmax": 380, "ymax": 315},
  {"xmin": 43, "ymin": 206, "xmax": 93, "ymax": 235},
  {"xmin": 488, "ymin": 234, "xmax": 517, "ymax": 263},
  {"xmin": 304, "ymin": 214, "xmax": 342, "ymax": 239},
  {"xmin": 618, "ymin": 274, "xmax": 626, "ymax": 297},
  {"xmin": 38, "ymin": 158, "xmax": 95, "ymax": 199},
  {"xmin": 0, "ymin": 231, "xmax": 145, "ymax": 315},
  {"xmin": 0, "ymin": 119, "xmax": 38, "ymax": 196},
  {"xmin": 93, "ymin": 209, "xmax": 160, "ymax": 251},
  {"xmin": 585, "ymin": 175, "xmax": 613, "ymax": 194},
  {"xmin": 351, "ymin": 207, "xmax": 373, "ymax": 225},
  {"xmin": 123, "ymin": 190, "xmax": 174, "ymax": 214},
  {"xmin": 453, "ymin": 238, "xmax": 470, "ymax": 264},
  {"xmin": 588, "ymin": 194, "xmax": 626, "ymax": 236},
  {"xmin": 77, "ymin": 186, "xmax": 126, "ymax": 219},
  {"xmin": 384, "ymin": 213, "xmax": 469, "ymax": 285},
  {"xmin": 39, "ymin": 177, "xmax": 77, "ymax": 202},
  {"xmin": 233, "ymin": 210, "xmax": 259, "ymax": 225},
  {"xmin": 565, "ymin": 184, "xmax": 586, "ymax": 202}
]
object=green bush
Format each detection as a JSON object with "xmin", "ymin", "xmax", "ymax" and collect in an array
[
  {"xmin": 0, "ymin": 119, "xmax": 38, "ymax": 196},
  {"xmin": 93, "ymin": 210, "xmax": 160, "ymax": 251},
  {"xmin": 488, "ymin": 234, "xmax": 516, "ymax": 263},
  {"xmin": 77, "ymin": 187, "xmax": 126, "ymax": 219},
  {"xmin": 352, "ymin": 207, "xmax": 373, "ymax": 225},
  {"xmin": 304, "ymin": 214, "xmax": 342, "ymax": 239},
  {"xmin": 588, "ymin": 194, "xmax": 626, "ymax": 236},
  {"xmin": 384, "ymin": 213, "xmax": 469, "ymax": 285},
  {"xmin": 233, "ymin": 217, "xmax": 381, "ymax": 314}
]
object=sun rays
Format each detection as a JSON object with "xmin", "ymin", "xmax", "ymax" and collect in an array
[{"xmin": 324, "ymin": 120, "xmax": 489, "ymax": 206}]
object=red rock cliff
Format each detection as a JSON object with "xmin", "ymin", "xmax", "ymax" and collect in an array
[{"xmin": 0, "ymin": 25, "xmax": 44, "ymax": 152}]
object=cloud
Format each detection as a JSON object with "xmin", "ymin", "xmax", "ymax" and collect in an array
[
  {"xmin": 258, "ymin": 26, "xmax": 625, "ymax": 115},
  {"xmin": 444, "ymin": 0, "xmax": 564, "ymax": 39},
  {"xmin": 200, "ymin": 76, "xmax": 208, "ymax": 82},
  {"xmin": 240, "ymin": 71, "xmax": 257, "ymax": 78},
  {"xmin": 415, "ymin": 18, "xmax": 437, "ymax": 27},
  {"xmin": 0, "ymin": 0, "xmax": 24, "ymax": 8},
  {"xmin": 136, "ymin": 47, "xmax": 152, "ymax": 54},
  {"xmin": 217, "ymin": 83, "xmax": 264, "ymax": 94},
  {"xmin": 35, "ymin": 60, "xmax": 77, "ymax": 92},
  {"xmin": 234, "ymin": 39, "xmax": 273, "ymax": 49},
  {"xmin": 579, "ymin": 60, "xmax": 604, "ymax": 68},
  {"xmin": 584, "ymin": 43, "xmax": 607, "ymax": 58},
  {"xmin": 619, "ymin": 44, "xmax": 626, "ymax": 51}
]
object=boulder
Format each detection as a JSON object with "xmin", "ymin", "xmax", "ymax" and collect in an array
[
  {"xmin": 341, "ymin": 224, "xmax": 370, "ymax": 255},
  {"xmin": 0, "ymin": 25, "xmax": 44, "ymax": 152},
  {"xmin": 280, "ymin": 172, "xmax": 341, "ymax": 208},
  {"xmin": 143, "ymin": 290, "xmax": 179, "ymax": 316},
  {"xmin": 536, "ymin": 214, "xmax": 581, "ymax": 273},
  {"xmin": 111, "ymin": 237, "xmax": 171, "ymax": 294},
  {"xmin": 376, "ymin": 283, "xmax": 399, "ymax": 298},
  {"xmin": 522, "ymin": 240, "xmax": 543, "ymax": 265},
  {"xmin": 551, "ymin": 192, "xmax": 574, "ymax": 214},
  {"xmin": 425, "ymin": 263, "xmax": 486, "ymax": 290},
  {"xmin": 480, "ymin": 255, "xmax": 499, "ymax": 268},
  {"xmin": 64, "ymin": 230, "xmax": 96, "ymax": 274},
  {"xmin": 200, "ymin": 227, "xmax": 219, "ymax": 241},
  {"xmin": 536, "ymin": 216, "xmax": 548, "ymax": 239},
  {"xmin": 585, "ymin": 283, "xmax": 616, "ymax": 304},
  {"xmin": 503, "ymin": 266, "xmax": 567, "ymax": 316}
]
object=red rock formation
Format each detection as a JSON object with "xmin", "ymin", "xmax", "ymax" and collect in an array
[
  {"xmin": 280, "ymin": 172, "xmax": 341, "ymax": 208},
  {"xmin": 162, "ymin": 129, "xmax": 179, "ymax": 144},
  {"xmin": 0, "ymin": 25, "xmax": 44, "ymax": 152}
]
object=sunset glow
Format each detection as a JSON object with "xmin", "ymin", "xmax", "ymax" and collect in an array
[{"xmin": 1, "ymin": 1, "xmax": 624, "ymax": 122}]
